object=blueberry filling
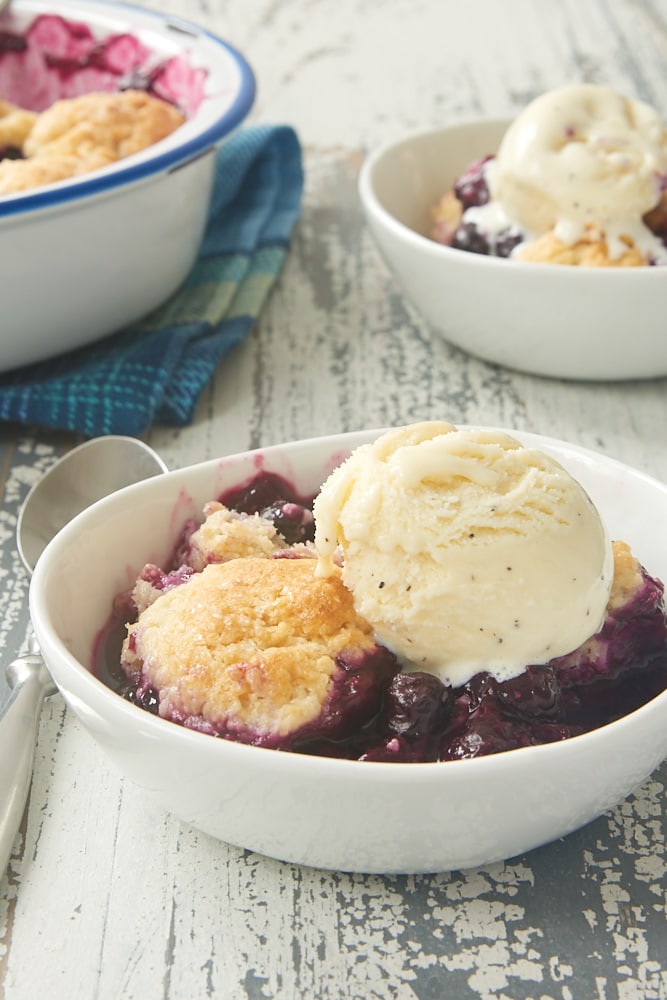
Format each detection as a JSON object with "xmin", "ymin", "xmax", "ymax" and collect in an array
[
  {"xmin": 0, "ymin": 31, "xmax": 26, "ymax": 55},
  {"xmin": 453, "ymin": 156, "xmax": 492, "ymax": 209},
  {"xmin": 0, "ymin": 14, "xmax": 206, "ymax": 117},
  {"xmin": 0, "ymin": 146, "xmax": 23, "ymax": 161},
  {"xmin": 436, "ymin": 153, "xmax": 667, "ymax": 259},
  {"xmin": 0, "ymin": 16, "xmax": 157, "ymax": 91},
  {"xmin": 219, "ymin": 470, "xmax": 317, "ymax": 544},
  {"xmin": 442, "ymin": 157, "xmax": 528, "ymax": 258},
  {"xmin": 97, "ymin": 470, "xmax": 667, "ymax": 762}
]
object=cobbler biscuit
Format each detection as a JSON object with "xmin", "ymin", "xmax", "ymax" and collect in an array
[
  {"xmin": 608, "ymin": 539, "xmax": 644, "ymax": 611},
  {"xmin": 431, "ymin": 190, "xmax": 463, "ymax": 244},
  {"xmin": 0, "ymin": 148, "xmax": 115, "ymax": 193},
  {"xmin": 24, "ymin": 90, "xmax": 184, "ymax": 161},
  {"xmin": 129, "ymin": 564, "xmax": 197, "ymax": 617},
  {"xmin": 0, "ymin": 99, "xmax": 38, "ymax": 150},
  {"xmin": 516, "ymin": 228, "xmax": 645, "ymax": 267},
  {"xmin": 559, "ymin": 540, "xmax": 647, "ymax": 672},
  {"xmin": 186, "ymin": 503, "xmax": 289, "ymax": 571},
  {"xmin": 122, "ymin": 556, "xmax": 380, "ymax": 738},
  {"xmin": 0, "ymin": 90, "xmax": 184, "ymax": 194}
]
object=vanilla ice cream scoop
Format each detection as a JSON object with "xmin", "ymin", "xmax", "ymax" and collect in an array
[
  {"xmin": 485, "ymin": 84, "xmax": 667, "ymax": 257},
  {"xmin": 314, "ymin": 422, "xmax": 614, "ymax": 686}
]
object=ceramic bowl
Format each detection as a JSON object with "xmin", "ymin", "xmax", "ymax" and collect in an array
[
  {"xmin": 358, "ymin": 121, "xmax": 667, "ymax": 381},
  {"xmin": 0, "ymin": 0, "xmax": 255, "ymax": 372},
  {"xmin": 29, "ymin": 428, "xmax": 667, "ymax": 874}
]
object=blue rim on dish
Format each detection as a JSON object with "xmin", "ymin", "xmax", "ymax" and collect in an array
[{"xmin": 0, "ymin": 0, "xmax": 256, "ymax": 219}]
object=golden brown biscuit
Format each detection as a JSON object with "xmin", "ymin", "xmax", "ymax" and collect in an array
[
  {"xmin": 0, "ymin": 99, "xmax": 38, "ymax": 150},
  {"xmin": 0, "ymin": 90, "xmax": 185, "ymax": 195},
  {"xmin": 185, "ymin": 503, "xmax": 290, "ymax": 571},
  {"xmin": 24, "ymin": 89, "xmax": 185, "ymax": 161},
  {"xmin": 431, "ymin": 190, "xmax": 463, "ymax": 244},
  {"xmin": 515, "ymin": 227, "xmax": 646, "ymax": 267},
  {"xmin": 122, "ymin": 556, "xmax": 381, "ymax": 738},
  {"xmin": 608, "ymin": 540, "xmax": 644, "ymax": 611},
  {"xmin": 0, "ymin": 148, "xmax": 116, "ymax": 194}
]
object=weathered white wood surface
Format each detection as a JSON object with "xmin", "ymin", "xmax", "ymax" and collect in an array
[{"xmin": 1, "ymin": 0, "xmax": 667, "ymax": 997}]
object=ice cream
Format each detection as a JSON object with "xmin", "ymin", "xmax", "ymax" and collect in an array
[
  {"xmin": 433, "ymin": 84, "xmax": 667, "ymax": 266},
  {"xmin": 313, "ymin": 422, "xmax": 614, "ymax": 686}
]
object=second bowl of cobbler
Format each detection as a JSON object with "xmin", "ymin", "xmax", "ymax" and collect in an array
[{"xmin": 359, "ymin": 88, "xmax": 667, "ymax": 381}]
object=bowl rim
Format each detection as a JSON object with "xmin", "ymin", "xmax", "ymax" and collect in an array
[
  {"xmin": 358, "ymin": 119, "xmax": 667, "ymax": 278},
  {"xmin": 0, "ymin": 0, "xmax": 256, "ymax": 218},
  {"xmin": 29, "ymin": 425, "xmax": 667, "ymax": 781}
]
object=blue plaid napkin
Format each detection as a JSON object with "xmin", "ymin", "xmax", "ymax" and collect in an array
[{"xmin": 0, "ymin": 125, "xmax": 304, "ymax": 436}]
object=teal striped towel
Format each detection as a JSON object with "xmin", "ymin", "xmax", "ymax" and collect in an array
[{"xmin": 0, "ymin": 124, "xmax": 304, "ymax": 436}]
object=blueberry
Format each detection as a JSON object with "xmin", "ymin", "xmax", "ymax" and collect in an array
[
  {"xmin": 360, "ymin": 735, "xmax": 439, "ymax": 763},
  {"xmin": 453, "ymin": 156, "xmax": 492, "ymax": 209},
  {"xmin": 123, "ymin": 684, "xmax": 160, "ymax": 715},
  {"xmin": 441, "ymin": 713, "xmax": 521, "ymax": 760},
  {"xmin": 220, "ymin": 471, "xmax": 314, "ymax": 516},
  {"xmin": 452, "ymin": 222, "xmax": 491, "ymax": 255},
  {"xmin": 383, "ymin": 671, "xmax": 452, "ymax": 739},
  {"xmin": 452, "ymin": 224, "xmax": 522, "ymax": 259},
  {"xmin": 261, "ymin": 501, "xmax": 315, "ymax": 544},
  {"xmin": 494, "ymin": 665, "xmax": 561, "ymax": 719},
  {"xmin": 494, "ymin": 228, "xmax": 523, "ymax": 258},
  {"xmin": 0, "ymin": 146, "xmax": 23, "ymax": 161},
  {"xmin": 441, "ymin": 708, "xmax": 573, "ymax": 761},
  {"xmin": 454, "ymin": 671, "xmax": 499, "ymax": 712}
]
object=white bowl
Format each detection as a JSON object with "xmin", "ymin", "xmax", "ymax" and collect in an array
[
  {"xmin": 30, "ymin": 428, "xmax": 667, "ymax": 874},
  {"xmin": 359, "ymin": 121, "xmax": 667, "ymax": 381},
  {"xmin": 0, "ymin": 0, "xmax": 255, "ymax": 372}
]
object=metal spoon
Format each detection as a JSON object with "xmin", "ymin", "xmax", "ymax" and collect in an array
[{"xmin": 0, "ymin": 435, "xmax": 167, "ymax": 874}]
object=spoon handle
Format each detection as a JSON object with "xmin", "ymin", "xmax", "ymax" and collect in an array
[{"xmin": 0, "ymin": 653, "xmax": 56, "ymax": 874}]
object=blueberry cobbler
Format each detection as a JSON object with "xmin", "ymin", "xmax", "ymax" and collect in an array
[
  {"xmin": 432, "ymin": 84, "xmax": 667, "ymax": 267},
  {"xmin": 106, "ymin": 474, "xmax": 400, "ymax": 755},
  {"xmin": 100, "ymin": 429, "xmax": 667, "ymax": 763},
  {"xmin": 0, "ymin": 14, "xmax": 205, "ymax": 194}
]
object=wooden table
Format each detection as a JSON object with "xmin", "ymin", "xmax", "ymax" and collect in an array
[{"xmin": 2, "ymin": 1, "xmax": 667, "ymax": 997}]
